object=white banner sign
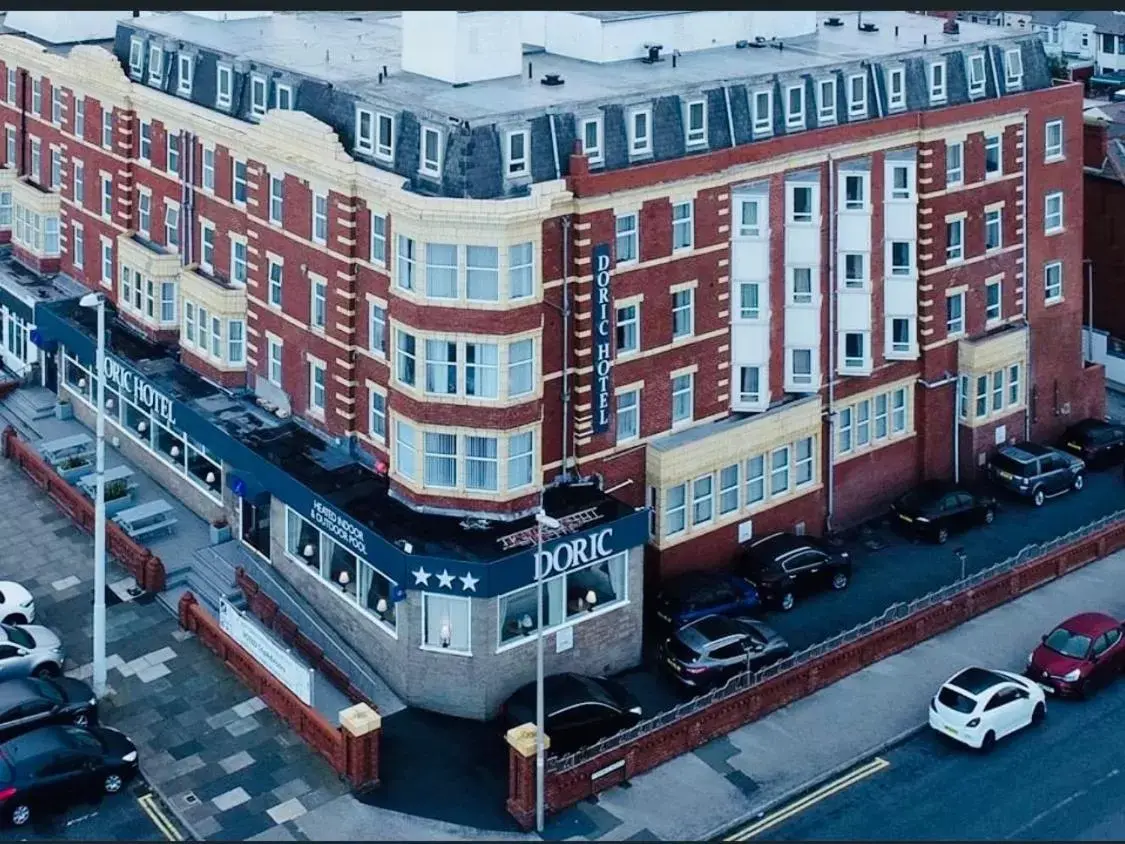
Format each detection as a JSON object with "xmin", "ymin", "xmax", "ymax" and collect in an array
[{"xmin": 220, "ymin": 598, "xmax": 314, "ymax": 706}]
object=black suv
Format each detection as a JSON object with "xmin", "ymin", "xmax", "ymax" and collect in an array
[
  {"xmin": 988, "ymin": 441, "xmax": 1085, "ymax": 507},
  {"xmin": 1059, "ymin": 419, "xmax": 1125, "ymax": 469},
  {"xmin": 892, "ymin": 480, "xmax": 997, "ymax": 544},
  {"xmin": 738, "ymin": 532, "xmax": 851, "ymax": 611}
]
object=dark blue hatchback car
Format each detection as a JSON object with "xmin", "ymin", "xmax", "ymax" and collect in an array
[{"xmin": 653, "ymin": 571, "xmax": 761, "ymax": 630}]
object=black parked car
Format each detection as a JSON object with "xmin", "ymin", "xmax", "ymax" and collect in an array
[
  {"xmin": 502, "ymin": 673, "xmax": 642, "ymax": 754},
  {"xmin": 653, "ymin": 572, "xmax": 760, "ymax": 630},
  {"xmin": 1059, "ymin": 419, "xmax": 1125, "ymax": 469},
  {"xmin": 662, "ymin": 615, "xmax": 791, "ymax": 691},
  {"xmin": 0, "ymin": 724, "xmax": 139, "ymax": 827},
  {"xmin": 988, "ymin": 441, "xmax": 1085, "ymax": 507},
  {"xmin": 740, "ymin": 532, "xmax": 851, "ymax": 611},
  {"xmin": 892, "ymin": 480, "xmax": 997, "ymax": 544},
  {"xmin": 0, "ymin": 678, "xmax": 97, "ymax": 741}
]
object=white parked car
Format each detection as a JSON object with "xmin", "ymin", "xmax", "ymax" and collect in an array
[
  {"xmin": 929, "ymin": 666, "xmax": 1046, "ymax": 751},
  {"xmin": 0, "ymin": 582, "xmax": 35, "ymax": 625}
]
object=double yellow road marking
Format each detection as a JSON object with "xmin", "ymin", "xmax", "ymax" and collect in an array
[
  {"xmin": 724, "ymin": 757, "xmax": 891, "ymax": 841},
  {"xmin": 137, "ymin": 792, "xmax": 184, "ymax": 842}
]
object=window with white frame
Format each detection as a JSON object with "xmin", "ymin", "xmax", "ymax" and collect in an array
[
  {"xmin": 628, "ymin": 108, "xmax": 651, "ymax": 156},
  {"xmin": 199, "ymin": 222, "xmax": 215, "ymax": 272},
  {"xmin": 147, "ymin": 45, "xmax": 163, "ymax": 86},
  {"xmin": 817, "ymin": 78, "xmax": 836, "ymax": 124},
  {"xmin": 5, "ymin": 127, "xmax": 14, "ymax": 168},
  {"xmin": 752, "ymin": 89, "xmax": 772, "ymax": 135},
  {"xmin": 369, "ymin": 389, "xmax": 386, "ymax": 441},
  {"xmin": 50, "ymin": 88, "xmax": 61, "ymax": 126},
  {"xmin": 1044, "ymin": 260, "xmax": 1063, "ymax": 302},
  {"xmin": 0, "ymin": 190, "xmax": 9, "ymax": 229},
  {"xmin": 975, "ymin": 375, "xmax": 988, "ymax": 418},
  {"xmin": 167, "ymin": 133, "xmax": 180, "ymax": 175},
  {"xmin": 685, "ymin": 100, "xmax": 706, "ymax": 146},
  {"xmin": 312, "ymin": 193, "xmax": 328, "ymax": 244},
  {"xmin": 72, "ymin": 97, "xmax": 84, "ymax": 139},
  {"xmin": 369, "ymin": 302, "xmax": 386, "ymax": 356},
  {"xmin": 946, "ymin": 140, "xmax": 963, "ymax": 186},
  {"xmin": 228, "ymin": 319, "xmax": 245, "ymax": 364},
  {"xmin": 465, "ymin": 342, "xmax": 498, "ymax": 398},
  {"xmin": 843, "ymin": 174, "xmax": 866, "ymax": 210},
  {"xmin": 790, "ymin": 185, "xmax": 814, "ymax": 223},
  {"xmin": 890, "ymin": 318, "xmax": 912, "ymax": 354},
  {"xmin": 274, "ymin": 84, "xmax": 293, "ymax": 111},
  {"xmin": 71, "ymin": 221, "xmax": 83, "ymax": 269},
  {"xmin": 28, "ymin": 138, "xmax": 40, "ymax": 184},
  {"xmin": 164, "ymin": 202, "xmax": 180, "ymax": 249},
  {"xmin": 138, "ymin": 121, "xmax": 151, "ymax": 162},
  {"xmin": 396, "ymin": 236, "xmax": 416, "ymax": 291},
  {"xmin": 354, "ymin": 108, "xmax": 375, "ymax": 156},
  {"xmin": 505, "ymin": 130, "xmax": 529, "ymax": 177},
  {"xmin": 890, "ymin": 241, "xmax": 911, "ymax": 275},
  {"xmin": 233, "ymin": 159, "xmax": 247, "ymax": 205},
  {"xmin": 843, "ymin": 332, "xmax": 866, "ymax": 370},
  {"xmin": 423, "ymin": 432, "xmax": 457, "ymax": 487},
  {"xmin": 615, "ymin": 212, "xmax": 638, "ymax": 264},
  {"xmin": 201, "ymin": 146, "xmax": 214, "ymax": 191},
  {"xmin": 967, "ymin": 53, "xmax": 987, "ymax": 96},
  {"xmin": 309, "ymin": 359, "xmax": 326, "ymax": 414},
  {"xmin": 790, "ymin": 348, "xmax": 813, "ymax": 386},
  {"xmin": 137, "ymin": 191, "xmax": 151, "ymax": 237},
  {"xmin": 616, "ymin": 388, "xmax": 639, "ymax": 441},
  {"xmin": 616, "ymin": 302, "xmax": 639, "ymax": 355},
  {"xmin": 210, "ymin": 316, "xmax": 221, "ymax": 358},
  {"xmin": 887, "ymin": 67, "xmax": 906, "ymax": 111},
  {"xmin": 986, "ymin": 277, "xmax": 1002, "ymax": 323},
  {"xmin": 508, "ymin": 242, "xmax": 533, "ymax": 299},
  {"xmin": 424, "ymin": 593, "xmax": 472, "ymax": 652},
  {"xmin": 129, "ymin": 38, "xmax": 144, "ymax": 75},
  {"xmin": 737, "ymin": 281, "xmax": 761, "ymax": 320},
  {"xmin": 508, "ymin": 339, "xmax": 534, "ymax": 397},
  {"xmin": 737, "ymin": 197, "xmax": 762, "ymax": 237},
  {"xmin": 738, "ymin": 365, "xmax": 761, "ymax": 404},
  {"xmin": 420, "ymin": 126, "xmax": 442, "ymax": 177},
  {"xmin": 843, "ymin": 253, "xmax": 866, "ymax": 288},
  {"xmin": 4, "ymin": 70, "xmax": 13, "ymax": 105},
  {"xmin": 984, "ymin": 134, "xmax": 1002, "ymax": 177},
  {"xmin": 847, "ymin": 73, "xmax": 866, "ymax": 118},
  {"xmin": 745, "ymin": 455, "xmax": 765, "ymax": 506},
  {"xmin": 177, "ymin": 54, "xmax": 193, "ymax": 96},
  {"xmin": 267, "ymin": 337, "xmax": 283, "ymax": 385},
  {"xmin": 265, "ymin": 257, "xmax": 283, "ymax": 308},
  {"xmin": 1045, "ymin": 119, "xmax": 1063, "ymax": 161},
  {"xmin": 929, "ymin": 60, "xmax": 947, "ymax": 102},
  {"xmin": 855, "ymin": 399, "xmax": 870, "ymax": 446},
  {"xmin": 691, "ymin": 475, "xmax": 713, "ymax": 526},
  {"xmin": 958, "ymin": 374, "xmax": 970, "ymax": 420},
  {"xmin": 671, "ymin": 372, "xmax": 693, "ymax": 424},
  {"xmin": 890, "ymin": 164, "xmax": 911, "ymax": 200},
  {"xmin": 95, "ymin": 175, "xmax": 111, "ymax": 219},
  {"xmin": 1044, "ymin": 192, "xmax": 1063, "ymax": 233},
  {"xmin": 466, "ymin": 246, "xmax": 499, "ymax": 301},
  {"xmin": 425, "ymin": 243, "xmax": 458, "ymax": 298},
  {"xmin": 30, "ymin": 79, "xmax": 40, "ymax": 116},
  {"xmin": 581, "ymin": 117, "xmax": 603, "ymax": 165},
  {"xmin": 183, "ymin": 301, "xmax": 195, "ymax": 345},
  {"xmin": 310, "ymin": 277, "xmax": 327, "ymax": 330},
  {"xmin": 100, "ymin": 239, "xmax": 112, "ymax": 286},
  {"xmin": 1004, "ymin": 47, "xmax": 1023, "ymax": 88},
  {"xmin": 984, "ymin": 208, "xmax": 1002, "ymax": 250},
  {"xmin": 216, "ymin": 65, "xmax": 232, "ymax": 109},
  {"xmin": 1008, "ymin": 363, "xmax": 1021, "ymax": 406},
  {"xmin": 250, "ymin": 75, "xmax": 267, "ymax": 118},
  {"xmin": 672, "ymin": 200, "xmax": 693, "ymax": 250},
  {"xmin": 991, "ymin": 369, "xmax": 1004, "ymax": 412},
  {"xmin": 769, "ymin": 447, "xmax": 790, "ymax": 496},
  {"xmin": 396, "ymin": 420, "xmax": 417, "ymax": 480},
  {"xmin": 48, "ymin": 148, "xmax": 60, "ymax": 189},
  {"xmin": 719, "ymin": 464, "xmax": 740, "ymax": 514},
  {"xmin": 790, "ymin": 267, "xmax": 813, "ymax": 304},
  {"xmin": 946, "ymin": 217, "xmax": 964, "ymax": 262},
  {"xmin": 671, "ymin": 288, "xmax": 694, "ymax": 339},
  {"xmin": 231, "ymin": 239, "xmax": 247, "ymax": 284},
  {"xmin": 370, "ymin": 213, "xmax": 386, "ymax": 266},
  {"xmin": 197, "ymin": 306, "xmax": 209, "ymax": 351},
  {"xmin": 269, "ymin": 176, "xmax": 284, "ymax": 225},
  {"xmin": 507, "ymin": 431, "xmax": 534, "ymax": 489},
  {"xmin": 785, "ymin": 84, "xmax": 805, "ymax": 130},
  {"xmin": 423, "ymin": 340, "xmax": 457, "ymax": 396},
  {"xmin": 947, "ymin": 291, "xmax": 965, "ymax": 335}
]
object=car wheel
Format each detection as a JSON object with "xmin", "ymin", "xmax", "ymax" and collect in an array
[
  {"xmin": 778, "ymin": 592, "xmax": 795, "ymax": 612},
  {"xmin": 831, "ymin": 572, "xmax": 849, "ymax": 590},
  {"xmin": 103, "ymin": 773, "xmax": 123, "ymax": 794},
  {"xmin": 1031, "ymin": 702, "xmax": 1045, "ymax": 725},
  {"xmin": 32, "ymin": 664, "xmax": 58, "ymax": 679},
  {"xmin": 1032, "ymin": 488, "xmax": 1045, "ymax": 507},
  {"xmin": 2, "ymin": 614, "xmax": 25, "ymax": 626},
  {"xmin": 935, "ymin": 526, "xmax": 949, "ymax": 545},
  {"xmin": 73, "ymin": 711, "xmax": 89, "ymax": 728},
  {"xmin": 8, "ymin": 802, "xmax": 30, "ymax": 826},
  {"xmin": 982, "ymin": 508, "xmax": 995, "ymax": 525},
  {"xmin": 1073, "ymin": 473, "xmax": 1085, "ymax": 492},
  {"xmin": 979, "ymin": 731, "xmax": 996, "ymax": 753}
]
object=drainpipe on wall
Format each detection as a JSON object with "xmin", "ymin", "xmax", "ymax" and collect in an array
[
  {"xmin": 826, "ymin": 152, "xmax": 838, "ymax": 534},
  {"xmin": 17, "ymin": 69, "xmax": 27, "ymax": 177},
  {"xmin": 1021, "ymin": 112, "xmax": 1032, "ymax": 440},
  {"xmin": 558, "ymin": 214, "xmax": 573, "ymax": 483},
  {"xmin": 181, "ymin": 131, "xmax": 193, "ymax": 268},
  {"xmin": 1084, "ymin": 258, "xmax": 1094, "ymax": 364}
]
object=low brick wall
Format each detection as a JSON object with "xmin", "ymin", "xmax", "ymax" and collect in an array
[
  {"xmin": 178, "ymin": 592, "xmax": 381, "ymax": 791},
  {"xmin": 234, "ymin": 567, "xmax": 378, "ymax": 711},
  {"xmin": 505, "ymin": 518, "xmax": 1125, "ymax": 829},
  {"xmin": 2, "ymin": 425, "xmax": 165, "ymax": 593}
]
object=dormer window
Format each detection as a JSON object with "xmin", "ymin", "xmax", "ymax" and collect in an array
[
  {"xmin": 581, "ymin": 117, "xmax": 603, "ymax": 165},
  {"xmin": 420, "ymin": 126, "xmax": 442, "ymax": 177},
  {"xmin": 685, "ymin": 99, "xmax": 707, "ymax": 147},
  {"xmin": 752, "ymin": 89, "xmax": 773, "ymax": 135},
  {"xmin": 967, "ymin": 53, "xmax": 986, "ymax": 97},
  {"xmin": 177, "ymin": 54, "xmax": 193, "ymax": 96},
  {"xmin": 216, "ymin": 64, "xmax": 232, "ymax": 110},
  {"xmin": 148, "ymin": 45, "xmax": 163, "ymax": 86},
  {"xmin": 886, "ymin": 67, "xmax": 906, "ymax": 111},
  {"xmin": 847, "ymin": 73, "xmax": 866, "ymax": 118},
  {"xmin": 817, "ymin": 78, "xmax": 836, "ymax": 125},
  {"xmin": 928, "ymin": 60, "xmax": 947, "ymax": 104},
  {"xmin": 1004, "ymin": 47, "xmax": 1023, "ymax": 88},
  {"xmin": 628, "ymin": 107, "xmax": 652, "ymax": 156},
  {"xmin": 785, "ymin": 84, "xmax": 805, "ymax": 130},
  {"xmin": 250, "ymin": 74, "xmax": 267, "ymax": 118},
  {"xmin": 274, "ymin": 84, "xmax": 293, "ymax": 111},
  {"xmin": 505, "ymin": 130, "xmax": 529, "ymax": 177},
  {"xmin": 128, "ymin": 38, "xmax": 144, "ymax": 77}
]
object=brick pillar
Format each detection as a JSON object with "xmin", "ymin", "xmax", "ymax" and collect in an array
[
  {"xmin": 505, "ymin": 723, "xmax": 549, "ymax": 831},
  {"xmin": 340, "ymin": 703, "xmax": 382, "ymax": 790},
  {"xmin": 177, "ymin": 591, "xmax": 198, "ymax": 632},
  {"xmin": 142, "ymin": 552, "xmax": 165, "ymax": 593}
]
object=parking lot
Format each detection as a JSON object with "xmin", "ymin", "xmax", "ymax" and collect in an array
[{"xmin": 10, "ymin": 778, "xmax": 179, "ymax": 841}]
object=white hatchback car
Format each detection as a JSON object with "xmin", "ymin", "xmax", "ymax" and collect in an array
[
  {"xmin": 0, "ymin": 581, "xmax": 35, "ymax": 625},
  {"xmin": 929, "ymin": 666, "xmax": 1046, "ymax": 751}
]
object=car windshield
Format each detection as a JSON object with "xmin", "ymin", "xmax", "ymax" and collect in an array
[
  {"xmin": 937, "ymin": 686, "xmax": 977, "ymax": 714},
  {"xmin": 1044, "ymin": 627, "xmax": 1091, "ymax": 659},
  {"xmin": 667, "ymin": 638, "xmax": 699, "ymax": 663},
  {"xmin": 65, "ymin": 728, "xmax": 101, "ymax": 752},
  {"xmin": 35, "ymin": 679, "xmax": 64, "ymax": 703},
  {"xmin": 992, "ymin": 454, "xmax": 1031, "ymax": 476},
  {"xmin": 1, "ymin": 625, "xmax": 33, "ymax": 649}
]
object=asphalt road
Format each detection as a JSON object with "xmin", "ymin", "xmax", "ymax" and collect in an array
[
  {"xmin": 5, "ymin": 775, "xmax": 181, "ymax": 841},
  {"xmin": 751, "ymin": 674, "xmax": 1125, "ymax": 841}
]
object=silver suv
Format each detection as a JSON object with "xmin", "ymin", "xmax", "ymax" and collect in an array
[
  {"xmin": 989, "ymin": 441, "xmax": 1085, "ymax": 507},
  {"xmin": 0, "ymin": 623, "xmax": 65, "ymax": 681}
]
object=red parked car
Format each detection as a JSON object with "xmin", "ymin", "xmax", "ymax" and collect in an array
[{"xmin": 1025, "ymin": 612, "xmax": 1125, "ymax": 698}]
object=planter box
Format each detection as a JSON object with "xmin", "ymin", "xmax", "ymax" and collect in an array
[
  {"xmin": 210, "ymin": 523, "xmax": 232, "ymax": 545},
  {"xmin": 58, "ymin": 461, "xmax": 95, "ymax": 483},
  {"xmin": 104, "ymin": 491, "xmax": 136, "ymax": 517},
  {"xmin": 55, "ymin": 402, "xmax": 74, "ymax": 421}
]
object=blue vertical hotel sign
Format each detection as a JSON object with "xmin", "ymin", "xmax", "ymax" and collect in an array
[{"xmin": 592, "ymin": 243, "xmax": 613, "ymax": 435}]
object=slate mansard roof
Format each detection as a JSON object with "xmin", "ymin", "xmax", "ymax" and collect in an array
[{"xmin": 112, "ymin": 10, "xmax": 1052, "ymax": 201}]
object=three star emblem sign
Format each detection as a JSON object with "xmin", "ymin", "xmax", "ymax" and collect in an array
[{"xmin": 412, "ymin": 566, "xmax": 478, "ymax": 592}]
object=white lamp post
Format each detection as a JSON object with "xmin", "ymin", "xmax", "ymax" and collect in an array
[
  {"xmin": 79, "ymin": 291, "xmax": 107, "ymax": 699},
  {"xmin": 533, "ymin": 508, "xmax": 562, "ymax": 833}
]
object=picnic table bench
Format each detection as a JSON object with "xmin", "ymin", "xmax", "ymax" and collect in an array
[
  {"xmin": 112, "ymin": 499, "xmax": 177, "ymax": 540},
  {"xmin": 38, "ymin": 434, "xmax": 94, "ymax": 467},
  {"xmin": 76, "ymin": 465, "xmax": 135, "ymax": 499}
]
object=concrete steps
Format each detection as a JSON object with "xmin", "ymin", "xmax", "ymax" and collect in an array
[
  {"xmin": 159, "ymin": 544, "xmax": 245, "ymax": 617},
  {"xmin": 4, "ymin": 386, "xmax": 56, "ymax": 424}
]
